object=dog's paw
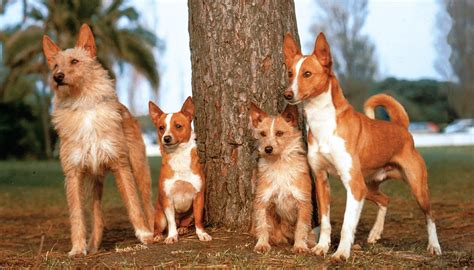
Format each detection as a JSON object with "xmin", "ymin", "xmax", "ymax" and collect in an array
[
  {"xmin": 254, "ymin": 242, "xmax": 271, "ymax": 253},
  {"xmin": 292, "ymin": 243, "xmax": 310, "ymax": 254},
  {"xmin": 367, "ymin": 226, "xmax": 383, "ymax": 244},
  {"xmin": 87, "ymin": 246, "xmax": 99, "ymax": 255},
  {"xmin": 427, "ymin": 243, "xmax": 442, "ymax": 256},
  {"xmin": 164, "ymin": 234, "xmax": 178, "ymax": 244},
  {"xmin": 331, "ymin": 248, "xmax": 350, "ymax": 262},
  {"xmin": 178, "ymin": 227, "xmax": 190, "ymax": 235},
  {"xmin": 311, "ymin": 242, "xmax": 330, "ymax": 257},
  {"xmin": 136, "ymin": 229, "xmax": 154, "ymax": 244},
  {"xmin": 196, "ymin": 230, "xmax": 212, "ymax": 242},
  {"xmin": 153, "ymin": 234, "xmax": 165, "ymax": 242},
  {"xmin": 68, "ymin": 247, "xmax": 87, "ymax": 257}
]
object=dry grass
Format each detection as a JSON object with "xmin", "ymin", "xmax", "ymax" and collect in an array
[{"xmin": 0, "ymin": 147, "xmax": 473, "ymax": 267}]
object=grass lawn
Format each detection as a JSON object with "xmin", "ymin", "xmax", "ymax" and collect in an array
[{"xmin": 0, "ymin": 146, "xmax": 473, "ymax": 267}]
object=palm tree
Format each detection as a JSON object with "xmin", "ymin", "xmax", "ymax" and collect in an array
[{"xmin": 1, "ymin": 0, "xmax": 160, "ymax": 159}]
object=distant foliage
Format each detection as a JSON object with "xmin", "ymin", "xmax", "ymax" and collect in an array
[
  {"xmin": 0, "ymin": 101, "xmax": 50, "ymax": 159},
  {"xmin": 371, "ymin": 78, "xmax": 457, "ymax": 124},
  {"xmin": 0, "ymin": 0, "xmax": 160, "ymax": 159}
]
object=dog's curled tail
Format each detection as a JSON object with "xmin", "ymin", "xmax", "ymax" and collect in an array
[{"xmin": 364, "ymin": 94, "xmax": 409, "ymax": 129}]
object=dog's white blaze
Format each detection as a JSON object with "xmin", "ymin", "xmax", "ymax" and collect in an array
[
  {"xmin": 270, "ymin": 118, "xmax": 276, "ymax": 138},
  {"xmin": 368, "ymin": 205, "xmax": 387, "ymax": 243},
  {"xmin": 163, "ymin": 133, "xmax": 202, "ymax": 196},
  {"xmin": 290, "ymin": 57, "xmax": 306, "ymax": 97},
  {"xmin": 163, "ymin": 113, "xmax": 173, "ymax": 143},
  {"xmin": 426, "ymin": 217, "xmax": 442, "ymax": 254}
]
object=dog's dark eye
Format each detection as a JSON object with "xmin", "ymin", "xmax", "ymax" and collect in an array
[
  {"xmin": 71, "ymin": 59, "xmax": 79, "ymax": 64},
  {"xmin": 303, "ymin": 71, "xmax": 312, "ymax": 78},
  {"xmin": 288, "ymin": 71, "xmax": 293, "ymax": 78},
  {"xmin": 54, "ymin": 64, "xmax": 58, "ymax": 69},
  {"xmin": 175, "ymin": 124, "xmax": 182, "ymax": 129},
  {"xmin": 159, "ymin": 125, "xmax": 165, "ymax": 131},
  {"xmin": 276, "ymin": 131, "xmax": 284, "ymax": 137},
  {"xmin": 260, "ymin": 131, "xmax": 266, "ymax": 137}
]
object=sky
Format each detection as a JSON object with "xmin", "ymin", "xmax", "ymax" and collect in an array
[{"xmin": 0, "ymin": 0, "xmax": 450, "ymax": 115}]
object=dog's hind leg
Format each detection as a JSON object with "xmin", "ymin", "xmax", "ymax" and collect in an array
[
  {"xmin": 121, "ymin": 105, "xmax": 155, "ymax": 231},
  {"xmin": 65, "ymin": 170, "xmax": 87, "ymax": 257},
  {"xmin": 153, "ymin": 199, "xmax": 167, "ymax": 241},
  {"xmin": 396, "ymin": 150, "xmax": 442, "ymax": 255},
  {"xmin": 111, "ymin": 160, "xmax": 153, "ymax": 244},
  {"xmin": 366, "ymin": 183, "xmax": 389, "ymax": 244},
  {"xmin": 88, "ymin": 178, "xmax": 104, "ymax": 254}
]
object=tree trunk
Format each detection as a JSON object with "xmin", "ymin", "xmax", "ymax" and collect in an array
[{"xmin": 188, "ymin": 0, "xmax": 301, "ymax": 229}]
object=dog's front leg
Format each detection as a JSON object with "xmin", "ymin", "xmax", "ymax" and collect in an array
[
  {"xmin": 193, "ymin": 191, "xmax": 212, "ymax": 241},
  {"xmin": 332, "ymin": 160, "xmax": 367, "ymax": 262},
  {"xmin": 292, "ymin": 200, "xmax": 312, "ymax": 254},
  {"xmin": 65, "ymin": 170, "xmax": 87, "ymax": 257},
  {"xmin": 312, "ymin": 170, "xmax": 332, "ymax": 256},
  {"xmin": 111, "ymin": 161, "xmax": 153, "ymax": 244},
  {"xmin": 88, "ymin": 178, "xmax": 104, "ymax": 254},
  {"xmin": 162, "ymin": 198, "xmax": 178, "ymax": 244},
  {"xmin": 253, "ymin": 201, "xmax": 271, "ymax": 253}
]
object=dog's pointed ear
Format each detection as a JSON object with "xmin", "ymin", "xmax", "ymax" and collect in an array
[
  {"xmin": 313, "ymin": 32, "xmax": 332, "ymax": 69},
  {"xmin": 43, "ymin": 35, "xmax": 61, "ymax": 67},
  {"xmin": 283, "ymin": 33, "xmax": 301, "ymax": 68},
  {"xmin": 281, "ymin": 104, "xmax": 299, "ymax": 127},
  {"xmin": 149, "ymin": 101, "xmax": 164, "ymax": 126},
  {"xmin": 180, "ymin": 96, "xmax": 195, "ymax": 121},
  {"xmin": 249, "ymin": 102, "xmax": 268, "ymax": 128},
  {"xmin": 76, "ymin": 24, "xmax": 96, "ymax": 57}
]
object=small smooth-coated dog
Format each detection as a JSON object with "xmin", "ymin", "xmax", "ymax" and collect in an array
[
  {"xmin": 282, "ymin": 32, "xmax": 442, "ymax": 261},
  {"xmin": 249, "ymin": 103, "xmax": 315, "ymax": 254},
  {"xmin": 42, "ymin": 24, "xmax": 154, "ymax": 256},
  {"xmin": 149, "ymin": 97, "xmax": 212, "ymax": 244}
]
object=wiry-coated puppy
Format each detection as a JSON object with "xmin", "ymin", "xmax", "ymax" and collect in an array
[
  {"xmin": 42, "ymin": 24, "xmax": 154, "ymax": 256},
  {"xmin": 283, "ymin": 32, "xmax": 442, "ymax": 261},
  {"xmin": 249, "ymin": 103, "xmax": 314, "ymax": 254},
  {"xmin": 149, "ymin": 97, "xmax": 212, "ymax": 244}
]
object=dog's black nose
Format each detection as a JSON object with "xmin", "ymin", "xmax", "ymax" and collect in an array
[
  {"xmin": 283, "ymin": 90, "xmax": 294, "ymax": 100},
  {"xmin": 264, "ymin": 146, "xmax": 273, "ymax": 154},
  {"xmin": 53, "ymin": 72, "xmax": 65, "ymax": 83},
  {"xmin": 163, "ymin": 135, "xmax": 172, "ymax": 144}
]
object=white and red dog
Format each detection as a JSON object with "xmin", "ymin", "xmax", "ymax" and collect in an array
[
  {"xmin": 282, "ymin": 33, "xmax": 442, "ymax": 260},
  {"xmin": 149, "ymin": 97, "xmax": 212, "ymax": 244}
]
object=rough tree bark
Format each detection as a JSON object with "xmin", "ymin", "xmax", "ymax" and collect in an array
[{"xmin": 188, "ymin": 1, "xmax": 302, "ymax": 229}]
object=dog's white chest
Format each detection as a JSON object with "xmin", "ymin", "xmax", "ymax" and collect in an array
[
  {"xmin": 304, "ymin": 89, "xmax": 353, "ymax": 183},
  {"xmin": 163, "ymin": 140, "xmax": 202, "ymax": 195},
  {"xmin": 259, "ymin": 162, "xmax": 305, "ymax": 203},
  {"xmin": 55, "ymin": 105, "xmax": 122, "ymax": 173}
]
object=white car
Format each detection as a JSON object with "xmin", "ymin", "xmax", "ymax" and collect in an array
[{"xmin": 444, "ymin": 119, "xmax": 474, "ymax": 134}]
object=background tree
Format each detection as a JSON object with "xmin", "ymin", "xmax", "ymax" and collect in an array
[
  {"xmin": 311, "ymin": 0, "xmax": 378, "ymax": 109},
  {"xmin": 188, "ymin": 1, "xmax": 300, "ymax": 229},
  {"xmin": 437, "ymin": 0, "xmax": 473, "ymax": 117},
  {"xmin": 0, "ymin": 0, "xmax": 160, "ymax": 159}
]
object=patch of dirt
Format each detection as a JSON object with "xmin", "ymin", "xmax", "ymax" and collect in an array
[{"xmin": 1, "ymin": 198, "xmax": 473, "ymax": 268}]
